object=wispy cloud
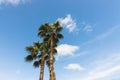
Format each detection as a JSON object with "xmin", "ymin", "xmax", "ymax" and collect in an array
[
  {"xmin": 57, "ymin": 14, "xmax": 77, "ymax": 32},
  {"xmin": 82, "ymin": 25, "xmax": 120, "ymax": 46},
  {"xmin": 64, "ymin": 63, "xmax": 85, "ymax": 71},
  {"xmin": 83, "ymin": 24, "xmax": 93, "ymax": 32},
  {"xmin": 79, "ymin": 22, "xmax": 95, "ymax": 32},
  {"xmin": 83, "ymin": 65, "xmax": 120, "ymax": 80},
  {"xmin": 0, "ymin": 0, "xmax": 30, "ymax": 6},
  {"xmin": 81, "ymin": 53, "xmax": 120, "ymax": 80},
  {"xmin": 56, "ymin": 44, "xmax": 79, "ymax": 56}
]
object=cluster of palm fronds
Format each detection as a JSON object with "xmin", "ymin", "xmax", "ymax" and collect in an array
[{"xmin": 25, "ymin": 21, "xmax": 63, "ymax": 80}]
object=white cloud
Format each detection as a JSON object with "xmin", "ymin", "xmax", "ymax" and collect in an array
[
  {"xmin": 0, "ymin": 0, "xmax": 30, "ymax": 5},
  {"xmin": 57, "ymin": 14, "xmax": 77, "ymax": 32},
  {"xmin": 64, "ymin": 63, "xmax": 85, "ymax": 71},
  {"xmin": 56, "ymin": 44, "xmax": 79, "ymax": 56},
  {"xmin": 83, "ymin": 65, "xmax": 120, "ymax": 80}
]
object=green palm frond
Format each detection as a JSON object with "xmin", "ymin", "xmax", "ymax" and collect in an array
[
  {"xmin": 54, "ymin": 21, "xmax": 63, "ymax": 33},
  {"xmin": 43, "ymin": 34, "xmax": 50, "ymax": 42},
  {"xmin": 39, "ymin": 59, "xmax": 42, "ymax": 65},
  {"xmin": 38, "ymin": 54, "xmax": 42, "ymax": 58},
  {"xmin": 38, "ymin": 25, "xmax": 47, "ymax": 31},
  {"xmin": 44, "ymin": 23, "xmax": 49, "ymax": 27},
  {"xmin": 32, "ymin": 53, "xmax": 37, "ymax": 59},
  {"xmin": 38, "ymin": 25, "xmax": 48, "ymax": 38},
  {"xmin": 57, "ymin": 33, "xmax": 63, "ymax": 39},
  {"xmin": 26, "ymin": 46, "xmax": 34, "ymax": 52},
  {"xmin": 54, "ymin": 37, "xmax": 59, "ymax": 44},
  {"xmin": 34, "ymin": 41, "xmax": 40, "ymax": 48},
  {"xmin": 38, "ymin": 31, "xmax": 46, "ymax": 38},
  {"xmin": 25, "ymin": 55, "xmax": 33, "ymax": 62},
  {"xmin": 45, "ymin": 55, "xmax": 49, "ymax": 60},
  {"xmin": 53, "ymin": 44, "xmax": 57, "ymax": 47},
  {"xmin": 53, "ymin": 56, "xmax": 55, "ymax": 63},
  {"xmin": 33, "ymin": 61, "xmax": 39, "ymax": 68},
  {"xmin": 53, "ymin": 48, "xmax": 57, "ymax": 54},
  {"xmin": 56, "ymin": 27, "xmax": 63, "ymax": 33},
  {"xmin": 54, "ymin": 21, "xmax": 60, "ymax": 27}
]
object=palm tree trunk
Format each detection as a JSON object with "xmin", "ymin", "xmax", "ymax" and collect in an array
[
  {"xmin": 49, "ymin": 61, "xmax": 54, "ymax": 80},
  {"xmin": 39, "ymin": 55, "xmax": 45, "ymax": 80},
  {"xmin": 53, "ymin": 68, "xmax": 56, "ymax": 80},
  {"xmin": 49, "ymin": 33, "xmax": 56, "ymax": 80}
]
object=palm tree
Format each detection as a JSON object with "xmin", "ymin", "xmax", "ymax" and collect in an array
[
  {"xmin": 25, "ymin": 41, "xmax": 48, "ymax": 80},
  {"xmin": 38, "ymin": 21, "xmax": 63, "ymax": 80}
]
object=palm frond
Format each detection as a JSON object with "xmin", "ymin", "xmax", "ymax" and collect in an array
[
  {"xmin": 25, "ymin": 55, "xmax": 33, "ymax": 62},
  {"xmin": 57, "ymin": 33, "xmax": 63, "ymax": 39},
  {"xmin": 38, "ymin": 31, "xmax": 46, "ymax": 38},
  {"xmin": 26, "ymin": 46, "xmax": 34, "ymax": 52},
  {"xmin": 33, "ymin": 61, "xmax": 39, "ymax": 68},
  {"xmin": 53, "ymin": 48, "xmax": 57, "ymax": 54},
  {"xmin": 45, "ymin": 55, "xmax": 49, "ymax": 60},
  {"xmin": 38, "ymin": 25, "xmax": 47, "ymax": 31},
  {"xmin": 53, "ymin": 56, "xmax": 55, "ymax": 63},
  {"xmin": 34, "ymin": 41, "xmax": 40, "ymax": 48},
  {"xmin": 39, "ymin": 59, "xmax": 42, "ymax": 65},
  {"xmin": 38, "ymin": 54, "xmax": 42, "ymax": 58},
  {"xmin": 43, "ymin": 34, "xmax": 50, "ymax": 42},
  {"xmin": 53, "ymin": 37, "xmax": 59, "ymax": 44},
  {"xmin": 38, "ymin": 24, "xmax": 48, "ymax": 38},
  {"xmin": 54, "ymin": 21, "xmax": 60, "ymax": 27},
  {"xmin": 56, "ymin": 27, "xmax": 63, "ymax": 33}
]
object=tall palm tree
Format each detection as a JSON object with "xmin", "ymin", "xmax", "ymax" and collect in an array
[
  {"xmin": 38, "ymin": 21, "xmax": 63, "ymax": 80},
  {"xmin": 25, "ymin": 42, "xmax": 48, "ymax": 80}
]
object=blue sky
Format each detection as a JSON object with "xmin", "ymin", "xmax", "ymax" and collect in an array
[{"xmin": 0, "ymin": 0, "xmax": 120, "ymax": 80}]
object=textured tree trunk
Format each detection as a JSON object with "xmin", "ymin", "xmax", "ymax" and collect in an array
[
  {"xmin": 49, "ymin": 60, "xmax": 56, "ymax": 80},
  {"xmin": 39, "ymin": 54, "xmax": 45, "ymax": 80},
  {"xmin": 53, "ymin": 68, "xmax": 56, "ymax": 80},
  {"xmin": 49, "ymin": 33, "xmax": 56, "ymax": 80},
  {"xmin": 49, "ymin": 59, "xmax": 54, "ymax": 80}
]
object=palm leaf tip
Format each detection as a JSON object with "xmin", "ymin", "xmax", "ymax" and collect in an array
[
  {"xmin": 33, "ymin": 61, "xmax": 39, "ymax": 68},
  {"xmin": 26, "ymin": 46, "xmax": 33, "ymax": 52},
  {"xmin": 34, "ymin": 41, "xmax": 40, "ymax": 47},
  {"xmin": 25, "ymin": 55, "xmax": 33, "ymax": 62},
  {"xmin": 56, "ymin": 27, "xmax": 63, "ymax": 33},
  {"xmin": 54, "ymin": 21, "xmax": 60, "ymax": 27},
  {"xmin": 57, "ymin": 33, "xmax": 63, "ymax": 39},
  {"xmin": 53, "ymin": 48, "xmax": 57, "ymax": 54}
]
